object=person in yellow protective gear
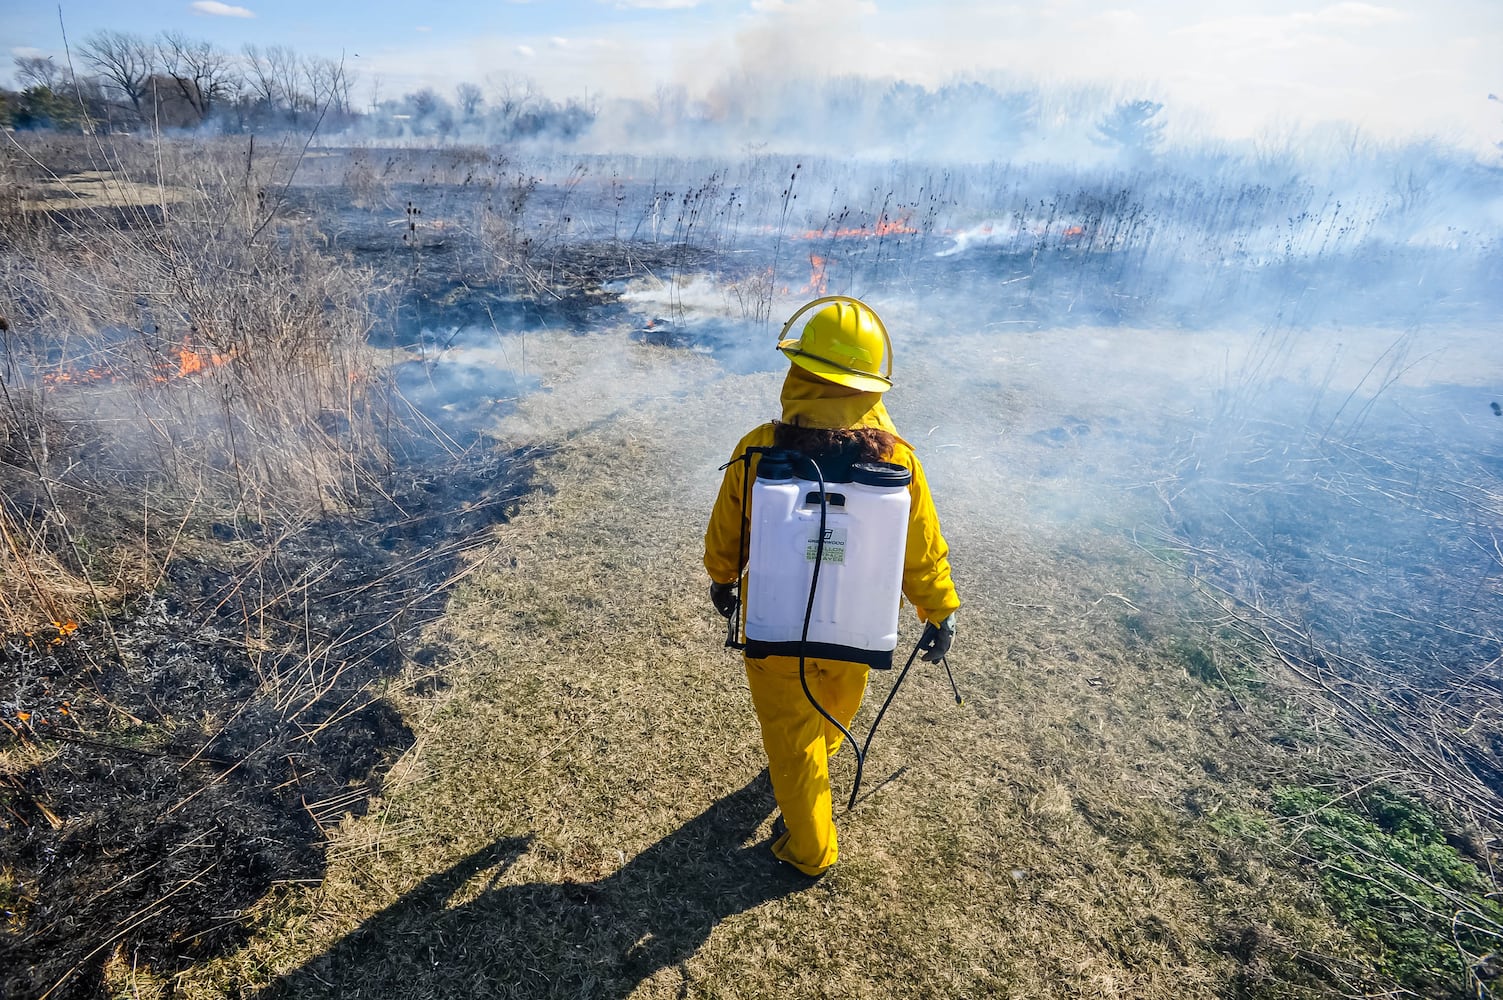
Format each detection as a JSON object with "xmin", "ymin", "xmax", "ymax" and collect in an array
[{"xmin": 704, "ymin": 297, "xmax": 960, "ymax": 877}]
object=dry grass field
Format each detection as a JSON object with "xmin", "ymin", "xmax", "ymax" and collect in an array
[{"xmin": 114, "ymin": 323, "xmax": 1445, "ymax": 1000}]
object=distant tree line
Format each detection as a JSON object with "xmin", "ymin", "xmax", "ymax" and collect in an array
[
  {"xmin": 0, "ymin": 31, "xmax": 596, "ymax": 142},
  {"xmin": 1, "ymin": 31, "xmax": 359, "ymax": 132},
  {"xmin": 1, "ymin": 28, "xmax": 1176, "ymax": 160},
  {"xmin": 613, "ymin": 75, "xmax": 1167, "ymax": 162},
  {"xmin": 372, "ymin": 73, "xmax": 597, "ymax": 143}
]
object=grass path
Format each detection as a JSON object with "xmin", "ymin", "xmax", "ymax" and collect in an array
[{"xmin": 166, "ymin": 326, "xmax": 1367, "ymax": 999}]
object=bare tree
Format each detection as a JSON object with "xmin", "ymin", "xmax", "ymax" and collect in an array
[
  {"xmin": 241, "ymin": 43, "xmax": 281, "ymax": 109},
  {"xmin": 485, "ymin": 72, "xmax": 536, "ymax": 130},
  {"xmin": 302, "ymin": 55, "xmax": 355, "ymax": 115},
  {"xmin": 407, "ymin": 87, "xmax": 441, "ymax": 117},
  {"xmin": 1094, "ymin": 99, "xmax": 1165, "ymax": 159},
  {"xmin": 302, "ymin": 55, "xmax": 336, "ymax": 113},
  {"xmin": 401, "ymin": 88, "xmax": 454, "ymax": 136},
  {"xmin": 266, "ymin": 44, "xmax": 304, "ymax": 122},
  {"xmin": 456, "ymin": 81, "xmax": 484, "ymax": 120},
  {"xmin": 78, "ymin": 30, "xmax": 156, "ymax": 119},
  {"xmin": 158, "ymin": 31, "xmax": 239, "ymax": 122},
  {"xmin": 334, "ymin": 61, "xmax": 357, "ymax": 116},
  {"xmin": 14, "ymin": 54, "xmax": 64, "ymax": 92}
]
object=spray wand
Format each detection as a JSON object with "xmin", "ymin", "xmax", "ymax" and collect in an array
[{"xmin": 844, "ymin": 633, "xmax": 964, "ymax": 809}]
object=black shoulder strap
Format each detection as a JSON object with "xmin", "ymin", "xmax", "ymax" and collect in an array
[{"xmin": 717, "ymin": 446, "xmax": 787, "ymax": 650}]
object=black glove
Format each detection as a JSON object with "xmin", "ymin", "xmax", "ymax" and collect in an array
[
  {"xmin": 709, "ymin": 581, "xmax": 739, "ymax": 619},
  {"xmin": 919, "ymin": 615, "xmax": 955, "ymax": 663}
]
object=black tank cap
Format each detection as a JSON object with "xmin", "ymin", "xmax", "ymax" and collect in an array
[
  {"xmin": 755, "ymin": 450, "xmax": 796, "ymax": 481},
  {"xmin": 850, "ymin": 461, "xmax": 911, "ymax": 487}
]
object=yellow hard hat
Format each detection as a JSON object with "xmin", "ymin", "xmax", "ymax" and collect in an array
[{"xmin": 776, "ymin": 296, "xmax": 893, "ymax": 392}]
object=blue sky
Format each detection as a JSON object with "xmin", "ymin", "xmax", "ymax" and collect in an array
[{"xmin": 5, "ymin": 0, "xmax": 1500, "ymax": 150}]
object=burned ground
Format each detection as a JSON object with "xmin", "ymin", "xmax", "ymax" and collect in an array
[
  {"xmin": 0, "ymin": 415, "xmax": 544, "ymax": 997},
  {"xmin": 1158, "ymin": 378, "xmax": 1503, "ymax": 820}
]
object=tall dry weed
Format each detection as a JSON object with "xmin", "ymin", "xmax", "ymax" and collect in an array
[{"xmin": 0, "ymin": 133, "xmax": 388, "ymax": 630}]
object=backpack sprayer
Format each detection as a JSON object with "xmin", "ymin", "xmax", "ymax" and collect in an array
[{"xmin": 720, "ymin": 445, "xmax": 963, "ymax": 809}]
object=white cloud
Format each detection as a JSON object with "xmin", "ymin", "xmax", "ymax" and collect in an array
[
  {"xmin": 1171, "ymin": 2, "xmax": 1405, "ymax": 48},
  {"xmin": 610, "ymin": 0, "xmax": 701, "ymax": 8},
  {"xmin": 1310, "ymin": 2, "xmax": 1406, "ymax": 26},
  {"xmin": 189, "ymin": 1, "xmax": 256, "ymax": 17},
  {"xmin": 551, "ymin": 37, "xmax": 570, "ymax": 48},
  {"xmin": 516, "ymin": 45, "xmax": 536, "ymax": 57},
  {"xmin": 748, "ymin": 0, "xmax": 871, "ymax": 11},
  {"xmin": 1093, "ymin": 9, "xmax": 1144, "ymax": 30},
  {"xmin": 415, "ymin": 25, "xmax": 432, "ymax": 33}
]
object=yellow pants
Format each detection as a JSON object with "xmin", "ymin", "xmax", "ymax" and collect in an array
[{"xmin": 744, "ymin": 654, "xmax": 870, "ymax": 876}]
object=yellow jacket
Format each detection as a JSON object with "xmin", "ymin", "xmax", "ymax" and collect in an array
[{"xmin": 704, "ymin": 368, "xmax": 960, "ymax": 624}]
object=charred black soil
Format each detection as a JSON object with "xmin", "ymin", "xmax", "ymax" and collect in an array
[{"xmin": 0, "ymin": 433, "xmax": 546, "ymax": 999}]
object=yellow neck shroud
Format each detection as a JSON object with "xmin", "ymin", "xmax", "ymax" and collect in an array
[{"xmin": 778, "ymin": 365, "xmax": 901, "ymax": 436}]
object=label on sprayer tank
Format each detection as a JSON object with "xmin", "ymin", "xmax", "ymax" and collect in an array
[{"xmin": 805, "ymin": 526, "xmax": 847, "ymax": 564}]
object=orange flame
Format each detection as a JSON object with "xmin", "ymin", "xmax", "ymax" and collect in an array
[
  {"xmin": 175, "ymin": 340, "xmax": 234, "ymax": 378},
  {"xmin": 802, "ymin": 213, "xmax": 918, "ymax": 240},
  {"xmin": 43, "ymin": 340, "xmax": 235, "ymax": 389},
  {"xmin": 873, "ymin": 214, "xmax": 918, "ymax": 237},
  {"xmin": 178, "ymin": 347, "xmax": 204, "ymax": 376},
  {"xmin": 41, "ymin": 366, "xmax": 117, "ymax": 388},
  {"xmin": 802, "ymin": 254, "xmax": 830, "ymax": 295}
]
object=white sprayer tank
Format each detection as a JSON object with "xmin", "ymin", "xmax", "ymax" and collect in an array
[{"xmin": 744, "ymin": 453, "xmax": 911, "ymax": 668}]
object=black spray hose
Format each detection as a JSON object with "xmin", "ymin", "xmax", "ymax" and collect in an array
[
  {"xmin": 727, "ymin": 450, "xmax": 751, "ymax": 649},
  {"xmin": 796, "ymin": 454, "xmax": 969, "ymax": 812},
  {"xmin": 795, "ymin": 457, "xmax": 865, "ymax": 789}
]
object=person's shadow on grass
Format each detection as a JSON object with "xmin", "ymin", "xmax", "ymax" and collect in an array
[{"xmin": 255, "ymin": 770, "xmax": 808, "ymax": 999}]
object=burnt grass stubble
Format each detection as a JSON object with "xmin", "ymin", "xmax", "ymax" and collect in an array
[
  {"xmin": 0, "ymin": 214, "xmax": 574, "ymax": 997},
  {"xmin": 1163, "ymin": 380, "xmax": 1503, "ymax": 812},
  {"xmin": 3, "ymin": 147, "xmax": 1502, "ymax": 996},
  {"xmin": 1, "ymin": 435, "xmax": 549, "ymax": 999}
]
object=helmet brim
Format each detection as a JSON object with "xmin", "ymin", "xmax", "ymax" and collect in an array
[{"xmin": 778, "ymin": 341, "xmax": 894, "ymax": 393}]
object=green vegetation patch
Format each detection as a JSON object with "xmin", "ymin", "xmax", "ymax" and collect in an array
[{"xmin": 1270, "ymin": 784, "xmax": 1503, "ymax": 994}]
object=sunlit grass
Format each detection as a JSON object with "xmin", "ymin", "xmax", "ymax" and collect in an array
[{"xmin": 142, "ymin": 328, "xmax": 1431, "ymax": 999}]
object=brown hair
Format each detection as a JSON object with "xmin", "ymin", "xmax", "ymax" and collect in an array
[{"xmin": 772, "ymin": 422, "xmax": 897, "ymax": 478}]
